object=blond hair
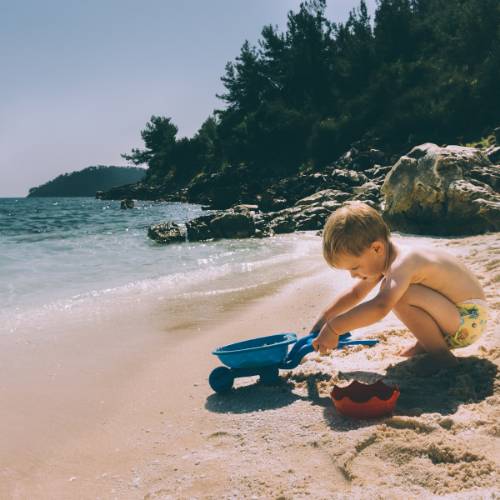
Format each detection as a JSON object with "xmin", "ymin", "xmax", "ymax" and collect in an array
[{"xmin": 322, "ymin": 202, "xmax": 390, "ymax": 267}]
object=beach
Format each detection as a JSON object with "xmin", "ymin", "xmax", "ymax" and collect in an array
[{"xmin": 1, "ymin": 230, "xmax": 499, "ymax": 499}]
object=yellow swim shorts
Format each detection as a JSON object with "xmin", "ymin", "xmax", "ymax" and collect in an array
[{"xmin": 444, "ymin": 299, "xmax": 488, "ymax": 349}]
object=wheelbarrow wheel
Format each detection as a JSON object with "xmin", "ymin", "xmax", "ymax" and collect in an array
[
  {"xmin": 209, "ymin": 367, "xmax": 234, "ymax": 393},
  {"xmin": 260, "ymin": 366, "xmax": 280, "ymax": 385}
]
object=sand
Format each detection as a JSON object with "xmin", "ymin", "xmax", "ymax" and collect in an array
[{"xmin": 0, "ymin": 232, "xmax": 498, "ymax": 499}]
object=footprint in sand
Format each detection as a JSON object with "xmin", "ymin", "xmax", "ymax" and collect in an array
[
  {"xmin": 339, "ymin": 425, "xmax": 497, "ymax": 496},
  {"xmin": 206, "ymin": 430, "xmax": 243, "ymax": 448}
]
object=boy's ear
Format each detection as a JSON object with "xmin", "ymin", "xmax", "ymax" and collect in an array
[{"xmin": 371, "ymin": 240, "xmax": 384, "ymax": 254}]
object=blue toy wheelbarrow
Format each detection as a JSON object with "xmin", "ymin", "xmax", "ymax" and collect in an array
[{"xmin": 209, "ymin": 331, "xmax": 379, "ymax": 393}]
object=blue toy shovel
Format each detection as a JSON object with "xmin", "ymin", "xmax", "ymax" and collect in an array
[{"xmin": 209, "ymin": 331, "xmax": 379, "ymax": 393}]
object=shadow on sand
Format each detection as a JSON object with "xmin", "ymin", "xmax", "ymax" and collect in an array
[{"xmin": 206, "ymin": 355, "xmax": 497, "ymax": 431}]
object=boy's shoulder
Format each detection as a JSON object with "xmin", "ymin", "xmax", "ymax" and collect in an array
[
  {"xmin": 387, "ymin": 243, "xmax": 429, "ymax": 276},
  {"xmin": 388, "ymin": 241, "xmax": 454, "ymax": 280}
]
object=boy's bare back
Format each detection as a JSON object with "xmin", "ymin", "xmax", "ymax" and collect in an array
[{"xmin": 381, "ymin": 243, "xmax": 485, "ymax": 306}]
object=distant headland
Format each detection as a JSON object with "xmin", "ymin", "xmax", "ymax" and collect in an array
[{"xmin": 27, "ymin": 165, "xmax": 146, "ymax": 197}]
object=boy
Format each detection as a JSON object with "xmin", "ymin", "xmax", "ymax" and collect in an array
[{"xmin": 311, "ymin": 202, "xmax": 488, "ymax": 370}]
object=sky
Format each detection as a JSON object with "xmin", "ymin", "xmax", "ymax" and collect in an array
[{"xmin": 0, "ymin": 0, "xmax": 376, "ymax": 197}]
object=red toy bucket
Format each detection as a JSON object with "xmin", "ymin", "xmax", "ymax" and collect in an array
[{"xmin": 331, "ymin": 380, "xmax": 400, "ymax": 419}]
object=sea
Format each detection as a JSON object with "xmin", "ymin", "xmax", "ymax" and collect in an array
[{"xmin": 0, "ymin": 197, "xmax": 325, "ymax": 334}]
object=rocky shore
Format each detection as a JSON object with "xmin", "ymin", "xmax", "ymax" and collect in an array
[{"xmin": 103, "ymin": 135, "xmax": 500, "ymax": 242}]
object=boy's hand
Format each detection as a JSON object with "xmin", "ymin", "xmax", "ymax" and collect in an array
[{"xmin": 312, "ymin": 320, "xmax": 340, "ymax": 355}]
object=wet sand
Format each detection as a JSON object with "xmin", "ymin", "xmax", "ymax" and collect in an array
[{"xmin": 1, "ymin": 232, "xmax": 498, "ymax": 499}]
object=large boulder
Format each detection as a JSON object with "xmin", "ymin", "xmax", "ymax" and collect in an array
[
  {"xmin": 185, "ymin": 206, "xmax": 264, "ymax": 241},
  {"xmin": 209, "ymin": 212, "xmax": 255, "ymax": 239},
  {"xmin": 381, "ymin": 143, "xmax": 500, "ymax": 235},
  {"xmin": 186, "ymin": 214, "xmax": 217, "ymax": 241}
]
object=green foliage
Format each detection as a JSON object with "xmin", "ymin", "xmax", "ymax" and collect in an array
[
  {"xmin": 127, "ymin": 0, "xmax": 500, "ymax": 188},
  {"xmin": 463, "ymin": 134, "xmax": 495, "ymax": 149},
  {"xmin": 193, "ymin": 115, "xmax": 223, "ymax": 173},
  {"xmin": 122, "ymin": 115, "xmax": 222, "ymax": 184},
  {"xmin": 122, "ymin": 116, "xmax": 178, "ymax": 183}
]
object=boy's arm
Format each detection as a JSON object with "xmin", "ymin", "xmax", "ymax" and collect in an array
[
  {"xmin": 310, "ymin": 275, "xmax": 383, "ymax": 333},
  {"xmin": 313, "ymin": 256, "xmax": 417, "ymax": 351}
]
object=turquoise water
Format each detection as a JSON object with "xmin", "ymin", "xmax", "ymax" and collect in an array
[{"xmin": 0, "ymin": 197, "xmax": 321, "ymax": 332}]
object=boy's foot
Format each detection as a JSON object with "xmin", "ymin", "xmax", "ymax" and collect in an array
[{"xmin": 399, "ymin": 341, "xmax": 426, "ymax": 357}]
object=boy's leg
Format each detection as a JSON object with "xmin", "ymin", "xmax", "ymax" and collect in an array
[{"xmin": 392, "ymin": 284, "xmax": 461, "ymax": 367}]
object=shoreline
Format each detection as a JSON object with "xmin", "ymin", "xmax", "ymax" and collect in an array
[
  {"xmin": 1, "ymin": 232, "xmax": 498, "ymax": 498},
  {"xmin": 1, "ymin": 250, "xmax": 339, "ymax": 499}
]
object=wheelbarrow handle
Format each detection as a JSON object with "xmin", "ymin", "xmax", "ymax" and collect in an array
[
  {"xmin": 286, "ymin": 330, "xmax": 352, "ymax": 363},
  {"xmin": 281, "ymin": 335, "xmax": 378, "ymax": 370}
]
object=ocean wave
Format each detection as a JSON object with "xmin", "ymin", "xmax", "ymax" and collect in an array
[{"xmin": 0, "ymin": 231, "xmax": 322, "ymax": 335}]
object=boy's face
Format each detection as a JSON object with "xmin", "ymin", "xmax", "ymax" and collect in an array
[{"xmin": 334, "ymin": 240, "xmax": 387, "ymax": 279}]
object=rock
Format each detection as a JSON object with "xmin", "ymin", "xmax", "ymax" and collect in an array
[
  {"xmin": 258, "ymin": 172, "xmax": 329, "ymax": 210},
  {"xmin": 302, "ymin": 206, "xmax": 328, "ymax": 217},
  {"xmin": 274, "ymin": 206, "xmax": 303, "ymax": 218},
  {"xmin": 120, "ymin": 198, "xmax": 135, "ymax": 209},
  {"xmin": 185, "ymin": 208, "xmax": 265, "ymax": 241},
  {"xmin": 494, "ymin": 127, "xmax": 500, "ymax": 144},
  {"xmin": 359, "ymin": 199, "xmax": 378, "ymax": 209},
  {"xmin": 467, "ymin": 160, "xmax": 500, "ymax": 192},
  {"xmin": 294, "ymin": 206, "xmax": 329, "ymax": 231},
  {"xmin": 363, "ymin": 165, "xmax": 392, "ymax": 183},
  {"xmin": 485, "ymin": 145, "xmax": 500, "ymax": 164},
  {"xmin": 352, "ymin": 181, "xmax": 381, "ymax": 205},
  {"xmin": 330, "ymin": 169, "xmax": 368, "ymax": 189},
  {"xmin": 147, "ymin": 222, "xmax": 185, "ymax": 244},
  {"xmin": 294, "ymin": 189, "xmax": 351, "ymax": 207},
  {"xmin": 186, "ymin": 214, "xmax": 217, "ymax": 241},
  {"xmin": 322, "ymin": 200, "xmax": 343, "ymax": 212},
  {"xmin": 232, "ymin": 204, "xmax": 259, "ymax": 215},
  {"xmin": 337, "ymin": 147, "xmax": 388, "ymax": 171},
  {"xmin": 209, "ymin": 212, "xmax": 255, "ymax": 239},
  {"xmin": 353, "ymin": 181, "xmax": 380, "ymax": 197},
  {"xmin": 257, "ymin": 193, "xmax": 288, "ymax": 211},
  {"xmin": 269, "ymin": 198, "xmax": 288, "ymax": 210},
  {"xmin": 295, "ymin": 216, "xmax": 323, "ymax": 231},
  {"xmin": 270, "ymin": 216, "xmax": 296, "ymax": 234},
  {"xmin": 95, "ymin": 191, "xmax": 104, "ymax": 199},
  {"xmin": 381, "ymin": 143, "xmax": 500, "ymax": 235}
]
